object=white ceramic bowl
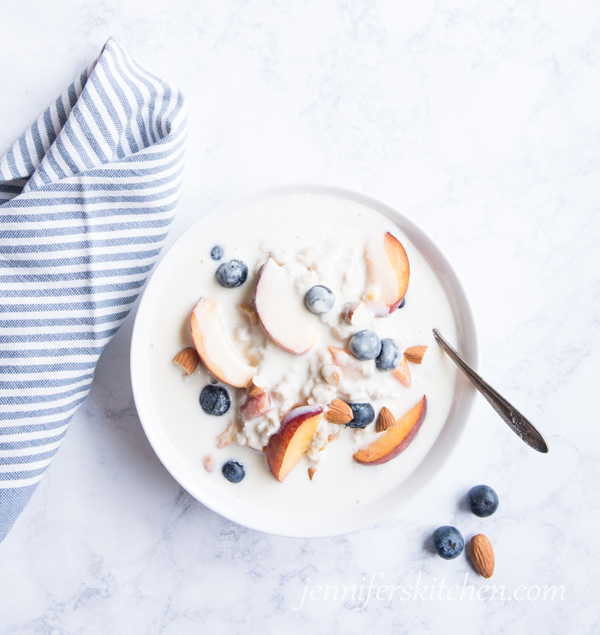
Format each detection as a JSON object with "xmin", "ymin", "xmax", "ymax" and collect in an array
[{"xmin": 130, "ymin": 184, "xmax": 479, "ymax": 537}]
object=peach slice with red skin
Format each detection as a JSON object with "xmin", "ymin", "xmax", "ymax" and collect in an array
[
  {"xmin": 266, "ymin": 405, "xmax": 323, "ymax": 482},
  {"xmin": 392, "ymin": 357, "xmax": 412, "ymax": 387},
  {"xmin": 353, "ymin": 396, "xmax": 427, "ymax": 465},
  {"xmin": 190, "ymin": 297, "xmax": 257, "ymax": 388},
  {"xmin": 363, "ymin": 232, "xmax": 410, "ymax": 317},
  {"xmin": 254, "ymin": 258, "xmax": 317, "ymax": 355}
]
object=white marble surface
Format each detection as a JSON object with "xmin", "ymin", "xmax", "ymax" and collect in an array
[{"xmin": 1, "ymin": 1, "xmax": 599, "ymax": 633}]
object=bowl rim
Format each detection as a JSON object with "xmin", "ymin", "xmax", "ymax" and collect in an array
[{"xmin": 130, "ymin": 183, "xmax": 480, "ymax": 537}]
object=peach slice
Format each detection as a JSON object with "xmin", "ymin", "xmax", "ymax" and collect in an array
[
  {"xmin": 353, "ymin": 396, "xmax": 427, "ymax": 465},
  {"xmin": 392, "ymin": 357, "xmax": 412, "ymax": 387},
  {"xmin": 190, "ymin": 297, "xmax": 257, "ymax": 388},
  {"xmin": 363, "ymin": 232, "xmax": 410, "ymax": 317},
  {"xmin": 329, "ymin": 346, "xmax": 367, "ymax": 380},
  {"xmin": 266, "ymin": 405, "xmax": 323, "ymax": 482},
  {"xmin": 254, "ymin": 258, "xmax": 317, "ymax": 354},
  {"xmin": 239, "ymin": 390, "xmax": 273, "ymax": 422}
]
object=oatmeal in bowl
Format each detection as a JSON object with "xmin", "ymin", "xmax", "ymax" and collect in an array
[{"xmin": 130, "ymin": 186, "xmax": 478, "ymax": 536}]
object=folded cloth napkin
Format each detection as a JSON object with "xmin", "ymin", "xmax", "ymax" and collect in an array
[{"xmin": 0, "ymin": 37, "xmax": 187, "ymax": 542}]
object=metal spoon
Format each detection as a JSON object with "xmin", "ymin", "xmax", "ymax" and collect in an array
[{"xmin": 433, "ymin": 328, "xmax": 548, "ymax": 453}]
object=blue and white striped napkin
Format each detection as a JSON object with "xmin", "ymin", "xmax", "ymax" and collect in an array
[{"xmin": 0, "ymin": 37, "xmax": 187, "ymax": 542}]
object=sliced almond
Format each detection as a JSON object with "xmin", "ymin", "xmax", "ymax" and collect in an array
[
  {"xmin": 319, "ymin": 432, "xmax": 340, "ymax": 452},
  {"xmin": 392, "ymin": 356, "xmax": 412, "ymax": 387},
  {"xmin": 325, "ymin": 399, "xmax": 354, "ymax": 424},
  {"xmin": 470, "ymin": 534, "xmax": 495, "ymax": 579},
  {"xmin": 308, "ymin": 467, "xmax": 317, "ymax": 480},
  {"xmin": 246, "ymin": 375, "xmax": 268, "ymax": 397},
  {"xmin": 341, "ymin": 301, "xmax": 368, "ymax": 325},
  {"xmin": 376, "ymin": 406, "xmax": 396, "ymax": 432},
  {"xmin": 321, "ymin": 363, "xmax": 340, "ymax": 387},
  {"xmin": 237, "ymin": 303, "xmax": 258, "ymax": 325},
  {"xmin": 216, "ymin": 421, "xmax": 238, "ymax": 448},
  {"xmin": 172, "ymin": 347, "xmax": 199, "ymax": 375},
  {"xmin": 203, "ymin": 455, "xmax": 214, "ymax": 473},
  {"xmin": 404, "ymin": 345, "xmax": 427, "ymax": 364},
  {"xmin": 239, "ymin": 390, "xmax": 273, "ymax": 421}
]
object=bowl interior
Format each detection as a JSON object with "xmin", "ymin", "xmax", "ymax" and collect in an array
[{"xmin": 130, "ymin": 184, "xmax": 478, "ymax": 537}]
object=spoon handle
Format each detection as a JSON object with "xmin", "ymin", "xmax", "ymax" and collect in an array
[{"xmin": 433, "ymin": 329, "xmax": 548, "ymax": 453}]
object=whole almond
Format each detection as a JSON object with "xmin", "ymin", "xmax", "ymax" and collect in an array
[
  {"xmin": 172, "ymin": 347, "xmax": 199, "ymax": 375},
  {"xmin": 470, "ymin": 534, "xmax": 495, "ymax": 579},
  {"xmin": 404, "ymin": 345, "xmax": 427, "ymax": 364},
  {"xmin": 325, "ymin": 399, "xmax": 354, "ymax": 424},
  {"xmin": 376, "ymin": 406, "xmax": 396, "ymax": 432},
  {"xmin": 308, "ymin": 467, "xmax": 317, "ymax": 480}
]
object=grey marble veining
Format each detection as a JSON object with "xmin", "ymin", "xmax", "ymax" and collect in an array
[{"xmin": 1, "ymin": 0, "xmax": 599, "ymax": 633}]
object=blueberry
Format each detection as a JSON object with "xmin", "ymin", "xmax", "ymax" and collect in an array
[
  {"xmin": 376, "ymin": 338, "xmax": 402, "ymax": 371},
  {"xmin": 398, "ymin": 298, "xmax": 406, "ymax": 309},
  {"xmin": 222, "ymin": 460, "xmax": 245, "ymax": 483},
  {"xmin": 305, "ymin": 285, "xmax": 335, "ymax": 315},
  {"xmin": 199, "ymin": 385, "xmax": 231, "ymax": 416},
  {"xmin": 466, "ymin": 484, "xmax": 499, "ymax": 517},
  {"xmin": 349, "ymin": 330, "xmax": 381, "ymax": 361},
  {"xmin": 432, "ymin": 526, "xmax": 464, "ymax": 560},
  {"xmin": 215, "ymin": 259, "xmax": 248, "ymax": 288},
  {"xmin": 210, "ymin": 245, "xmax": 224, "ymax": 261},
  {"xmin": 346, "ymin": 402, "xmax": 375, "ymax": 428}
]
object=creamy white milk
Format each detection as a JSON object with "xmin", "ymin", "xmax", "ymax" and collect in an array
[{"xmin": 147, "ymin": 194, "xmax": 457, "ymax": 516}]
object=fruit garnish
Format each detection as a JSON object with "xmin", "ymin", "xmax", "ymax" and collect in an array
[
  {"xmin": 346, "ymin": 402, "xmax": 375, "ymax": 428},
  {"xmin": 466, "ymin": 485, "xmax": 499, "ymax": 517},
  {"xmin": 328, "ymin": 346, "xmax": 366, "ymax": 379},
  {"xmin": 254, "ymin": 258, "xmax": 317, "ymax": 355},
  {"xmin": 215, "ymin": 259, "xmax": 249, "ymax": 288},
  {"xmin": 172, "ymin": 347, "xmax": 199, "ymax": 375},
  {"xmin": 222, "ymin": 460, "xmax": 245, "ymax": 483},
  {"xmin": 203, "ymin": 455, "xmax": 215, "ymax": 472},
  {"xmin": 200, "ymin": 385, "xmax": 231, "ymax": 416},
  {"xmin": 266, "ymin": 405, "xmax": 323, "ymax": 482},
  {"xmin": 210, "ymin": 245, "xmax": 224, "ymax": 261},
  {"xmin": 392, "ymin": 356, "xmax": 412, "ymax": 387},
  {"xmin": 363, "ymin": 232, "xmax": 410, "ymax": 317},
  {"xmin": 375, "ymin": 338, "xmax": 402, "ymax": 371},
  {"xmin": 325, "ymin": 399, "xmax": 354, "ymax": 424},
  {"xmin": 404, "ymin": 345, "xmax": 427, "ymax": 364},
  {"xmin": 349, "ymin": 329, "xmax": 381, "ymax": 361},
  {"xmin": 305, "ymin": 285, "xmax": 335, "ymax": 315},
  {"xmin": 353, "ymin": 396, "xmax": 426, "ymax": 464},
  {"xmin": 190, "ymin": 297, "xmax": 257, "ymax": 387},
  {"xmin": 432, "ymin": 526, "xmax": 464, "ymax": 560}
]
